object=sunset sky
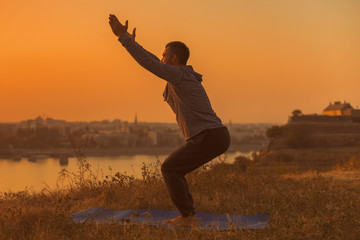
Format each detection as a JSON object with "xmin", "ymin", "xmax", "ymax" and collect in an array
[{"xmin": 1, "ymin": 0, "xmax": 359, "ymax": 124}]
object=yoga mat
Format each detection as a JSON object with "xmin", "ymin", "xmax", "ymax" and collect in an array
[{"xmin": 70, "ymin": 208, "xmax": 269, "ymax": 230}]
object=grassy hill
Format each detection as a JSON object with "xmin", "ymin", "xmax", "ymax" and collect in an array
[
  {"xmin": 257, "ymin": 122, "xmax": 360, "ymax": 169},
  {"xmin": 0, "ymin": 151, "xmax": 360, "ymax": 239}
]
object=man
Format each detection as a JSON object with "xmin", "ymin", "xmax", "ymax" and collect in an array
[{"xmin": 108, "ymin": 14, "xmax": 230, "ymax": 225}]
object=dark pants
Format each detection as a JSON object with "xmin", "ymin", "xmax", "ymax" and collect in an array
[{"xmin": 161, "ymin": 126, "xmax": 230, "ymax": 217}]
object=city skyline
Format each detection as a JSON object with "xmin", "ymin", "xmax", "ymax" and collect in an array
[
  {"xmin": 1, "ymin": 0, "xmax": 359, "ymax": 123},
  {"xmin": 0, "ymin": 114, "xmax": 275, "ymax": 124},
  {"xmin": 2, "ymin": 99, "xmax": 358, "ymax": 124}
]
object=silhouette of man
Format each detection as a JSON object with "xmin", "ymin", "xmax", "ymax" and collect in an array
[{"xmin": 109, "ymin": 14, "xmax": 230, "ymax": 224}]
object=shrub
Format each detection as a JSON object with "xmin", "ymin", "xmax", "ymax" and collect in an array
[{"xmin": 266, "ymin": 125, "xmax": 284, "ymax": 139}]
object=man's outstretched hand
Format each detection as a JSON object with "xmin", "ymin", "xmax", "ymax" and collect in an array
[{"xmin": 109, "ymin": 14, "xmax": 136, "ymax": 41}]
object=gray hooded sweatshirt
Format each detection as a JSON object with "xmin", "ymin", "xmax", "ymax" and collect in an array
[{"xmin": 118, "ymin": 34, "xmax": 224, "ymax": 140}]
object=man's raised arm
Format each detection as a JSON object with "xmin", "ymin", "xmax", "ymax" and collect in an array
[{"xmin": 108, "ymin": 14, "xmax": 183, "ymax": 85}]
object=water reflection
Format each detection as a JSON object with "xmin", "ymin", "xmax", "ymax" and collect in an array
[{"xmin": 0, "ymin": 152, "xmax": 250, "ymax": 193}]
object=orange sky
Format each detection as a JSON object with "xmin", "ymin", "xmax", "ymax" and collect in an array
[{"xmin": 1, "ymin": 0, "xmax": 359, "ymax": 124}]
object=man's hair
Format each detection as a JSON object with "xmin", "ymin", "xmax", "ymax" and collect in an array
[{"xmin": 165, "ymin": 41, "xmax": 190, "ymax": 65}]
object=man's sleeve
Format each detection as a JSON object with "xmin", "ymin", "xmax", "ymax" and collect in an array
[{"xmin": 118, "ymin": 34, "xmax": 183, "ymax": 85}]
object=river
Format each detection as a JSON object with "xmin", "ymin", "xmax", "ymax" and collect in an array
[{"xmin": 0, "ymin": 151, "xmax": 252, "ymax": 193}]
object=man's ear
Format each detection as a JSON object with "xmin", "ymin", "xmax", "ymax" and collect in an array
[{"xmin": 171, "ymin": 54, "xmax": 178, "ymax": 65}]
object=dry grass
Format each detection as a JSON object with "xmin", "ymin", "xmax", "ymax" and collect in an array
[{"xmin": 0, "ymin": 152, "xmax": 360, "ymax": 239}]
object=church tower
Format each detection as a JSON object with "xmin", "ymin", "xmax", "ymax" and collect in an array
[{"xmin": 134, "ymin": 112, "xmax": 138, "ymax": 127}]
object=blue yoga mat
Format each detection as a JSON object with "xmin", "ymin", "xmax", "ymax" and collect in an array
[{"xmin": 70, "ymin": 208, "xmax": 269, "ymax": 230}]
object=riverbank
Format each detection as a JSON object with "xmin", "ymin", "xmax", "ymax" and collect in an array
[
  {"xmin": 0, "ymin": 147, "xmax": 179, "ymax": 161},
  {"xmin": 0, "ymin": 143, "xmax": 265, "ymax": 160}
]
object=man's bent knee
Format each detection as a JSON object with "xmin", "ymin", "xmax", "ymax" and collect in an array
[
  {"xmin": 161, "ymin": 159, "xmax": 184, "ymax": 180},
  {"xmin": 161, "ymin": 162, "xmax": 167, "ymax": 176},
  {"xmin": 161, "ymin": 160, "xmax": 173, "ymax": 177}
]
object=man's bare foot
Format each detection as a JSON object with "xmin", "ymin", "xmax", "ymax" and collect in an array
[{"xmin": 162, "ymin": 215, "xmax": 198, "ymax": 226}]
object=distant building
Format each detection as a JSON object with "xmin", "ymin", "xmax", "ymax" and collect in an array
[
  {"xmin": 121, "ymin": 121, "xmax": 130, "ymax": 133},
  {"xmin": 147, "ymin": 130, "xmax": 158, "ymax": 146},
  {"xmin": 46, "ymin": 118, "xmax": 67, "ymax": 134},
  {"xmin": 0, "ymin": 123, "xmax": 17, "ymax": 137},
  {"xmin": 134, "ymin": 113, "xmax": 138, "ymax": 127},
  {"xmin": 95, "ymin": 132, "xmax": 133, "ymax": 148},
  {"xmin": 289, "ymin": 101, "xmax": 360, "ymax": 123},
  {"xmin": 322, "ymin": 101, "xmax": 360, "ymax": 117},
  {"xmin": 35, "ymin": 116, "xmax": 45, "ymax": 128}
]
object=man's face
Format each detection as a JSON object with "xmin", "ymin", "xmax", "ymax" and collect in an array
[{"xmin": 161, "ymin": 47, "xmax": 176, "ymax": 65}]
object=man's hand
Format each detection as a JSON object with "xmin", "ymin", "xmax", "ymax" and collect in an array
[{"xmin": 109, "ymin": 14, "xmax": 136, "ymax": 41}]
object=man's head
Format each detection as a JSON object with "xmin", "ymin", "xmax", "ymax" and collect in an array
[{"xmin": 161, "ymin": 41, "xmax": 190, "ymax": 66}]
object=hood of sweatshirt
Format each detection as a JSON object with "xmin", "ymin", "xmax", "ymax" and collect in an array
[{"xmin": 184, "ymin": 65, "xmax": 203, "ymax": 82}]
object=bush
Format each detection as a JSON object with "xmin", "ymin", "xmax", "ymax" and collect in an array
[{"xmin": 266, "ymin": 125, "xmax": 284, "ymax": 139}]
